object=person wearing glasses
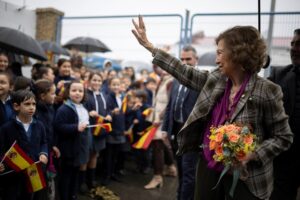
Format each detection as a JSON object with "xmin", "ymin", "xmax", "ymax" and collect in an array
[{"xmin": 132, "ymin": 15, "xmax": 293, "ymax": 200}]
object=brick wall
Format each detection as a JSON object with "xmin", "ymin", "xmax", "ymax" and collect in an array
[{"xmin": 35, "ymin": 8, "xmax": 64, "ymax": 42}]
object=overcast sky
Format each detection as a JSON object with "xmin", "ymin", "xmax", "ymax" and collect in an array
[
  {"xmin": 10, "ymin": 0, "xmax": 300, "ymax": 16},
  {"xmin": 6, "ymin": 0, "xmax": 300, "ymax": 63}
]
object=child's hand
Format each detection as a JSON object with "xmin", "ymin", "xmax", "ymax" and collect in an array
[
  {"xmin": 153, "ymin": 122, "xmax": 160, "ymax": 127},
  {"xmin": 57, "ymin": 80, "xmax": 65, "ymax": 89},
  {"xmin": 78, "ymin": 122, "xmax": 88, "ymax": 132},
  {"xmin": 89, "ymin": 110, "xmax": 98, "ymax": 117},
  {"xmin": 112, "ymin": 108, "xmax": 120, "ymax": 115},
  {"xmin": 39, "ymin": 154, "xmax": 48, "ymax": 165},
  {"xmin": 52, "ymin": 146, "xmax": 61, "ymax": 158},
  {"xmin": 133, "ymin": 102, "xmax": 142, "ymax": 110},
  {"xmin": 133, "ymin": 119, "xmax": 139, "ymax": 124},
  {"xmin": 137, "ymin": 132, "xmax": 143, "ymax": 136},
  {"xmin": 0, "ymin": 163, "xmax": 5, "ymax": 172},
  {"xmin": 105, "ymin": 115, "xmax": 112, "ymax": 122}
]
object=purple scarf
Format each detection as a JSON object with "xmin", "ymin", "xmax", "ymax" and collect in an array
[{"xmin": 203, "ymin": 74, "xmax": 251, "ymax": 171}]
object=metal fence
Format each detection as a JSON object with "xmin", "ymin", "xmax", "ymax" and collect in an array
[
  {"xmin": 189, "ymin": 12, "xmax": 300, "ymax": 76},
  {"xmin": 61, "ymin": 12, "xmax": 300, "ymax": 76}
]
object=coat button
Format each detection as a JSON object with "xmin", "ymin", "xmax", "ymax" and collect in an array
[{"xmin": 241, "ymin": 94, "xmax": 245, "ymax": 98}]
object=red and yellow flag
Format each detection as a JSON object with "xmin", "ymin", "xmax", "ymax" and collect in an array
[
  {"xmin": 100, "ymin": 123, "xmax": 112, "ymax": 132},
  {"xmin": 92, "ymin": 116, "xmax": 104, "ymax": 136},
  {"xmin": 132, "ymin": 125, "xmax": 158, "ymax": 150},
  {"xmin": 121, "ymin": 95, "xmax": 128, "ymax": 113},
  {"xmin": 3, "ymin": 142, "xmax": 34, "ymax": 172},
  {"xmin": 58, "ymin": 85, "xmax": 65, "ymax": 97},
  {"xmin": 25, "ymin": 162, "xmax": 46, "ymax": 193},
  {"xmin": 142, "ymin": 108, "xmax": 152, "ymax": 118},
  {"xmin": 92, "ymin": 123, "xmax": 112, "ymax": 136},
  {"xmin": 126, "ymin": 128, "xmax": 134, "ymax": 143}
]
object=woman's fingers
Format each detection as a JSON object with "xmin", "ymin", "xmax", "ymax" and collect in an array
[
  {"xmin": 132, "ymin": 18, "xmax": 139, "ymax": 31},
  {"xmin": 139, "ymin": 15, "xmax": 145, "ymax": 30}
]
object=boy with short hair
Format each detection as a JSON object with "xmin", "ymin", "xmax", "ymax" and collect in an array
[{"xmin": 0, "ymin": 89, "xmax": 48, "ymax": 200}]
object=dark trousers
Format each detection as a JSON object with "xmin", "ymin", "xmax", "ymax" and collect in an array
[
  {"xmin": 194, "ymin": 155, "xmax": 261, "ymax": 200},
  {"xmin": 1, "ymin": 173, "xmax": 33, "ymax": 200},
  {"xmin": 103, "ymin": 143, "xmax": 121, "ymax": 178},
  {"xmin": 270, "ymin": 152, "xmax": 300, "ymax": 200},
  {"xmin": 134, "ymin": 148, "xmax": 152, "ymax": 171},
  {"xmin": 179, "ymin": 152, "xmax": 199, "ymax": 200},
  {"xmin": 58, "ymin": 159, "xmax": 79, "ymax": 200},
  {"xmin": 152, "ymin": 139, "xmax": 175, "ymax": 175}
]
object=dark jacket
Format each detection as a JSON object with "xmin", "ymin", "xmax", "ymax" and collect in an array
[
  {"xmin": 54, "ymin": 100, "xmax": 89, "ymax": 164},
  {"xmin": 106, "ymin": 91, "xmax": 126, "ymax": 144},
  {"xmin": 35, "ymin": 102, "xmax": 56, "ymax": 151},
  {"xmin": 162, "ymin": 79, "xmax": 199, "ymax": 135},
  {"xmin": 269, "ymin": 65, "xmax": 299, "ymax": 155},
  {"xmin": 0, "ymin": 117, "xmax": 48, "ymax": 162},
  {"xmin": 0, "ymin": 98, "xmax": 13, "ymax": 127}
]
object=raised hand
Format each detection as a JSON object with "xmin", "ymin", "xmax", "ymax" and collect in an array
[{"xmin": 132, "ymin": 15, "xmax": 154, "ymax": 53}]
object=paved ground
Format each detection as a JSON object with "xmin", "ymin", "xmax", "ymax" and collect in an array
[{"xmin": 78, "ymin": 161, "xmax": 178, "ymax": 200}]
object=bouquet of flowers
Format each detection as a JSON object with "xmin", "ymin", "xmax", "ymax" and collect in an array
[{"xmin": 208, "ymin": 123, "xmax": 257, "ymax": 197}]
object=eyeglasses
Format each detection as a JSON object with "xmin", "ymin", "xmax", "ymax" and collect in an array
[{"xmin": 180, "ymin": 57, "xmax": 192, "ymax": 61}]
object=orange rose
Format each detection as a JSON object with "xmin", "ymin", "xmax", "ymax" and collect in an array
[
  {"xmin": 224, "ymin": 124, "xmax": 236, "ymax": 132},
  {"xmin": 209, "ymin": 140, "xmax": 217, "ymax": 150},
  {"xmin": 228, "ymin": 133, "xmax": 240, "ymax": 143},
  {"xmin": 243, "ymin": 135, "xmax": 253, "ymax": 145},
  {"xmin": 215, "ymin": 145, "xmax": 223, "ymax": 156},
  {"xmin": 215, "ymin": 132, "xmax": 224, "ymax": 142}
]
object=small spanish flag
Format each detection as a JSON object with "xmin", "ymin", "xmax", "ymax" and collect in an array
[
  {"xmin": 121, "ymin": 95, "xmax": 128, "ymax": 113},
  {"xmin": 25, "ymin": 162, "xmax": 46, "ymax": 193},
  {"xmin": 3, "ymin": 141, "xmax": 34, "ymax": 172},
  {"xmin": 100, "ymin": 123, "xmax": 112, "ymax": 132},
  {"xmin": 142, "ymin": 108, "xmax": 152, "ymax": 117},
  {"xmin": 58, "ymin": 85, "xmax": 65, "ymax": 96},
  {"xmin": 92, "ymin": 116, "xmax": 104, "ymax": 136},
  {"xmin": 92, "ymin": 123, "xmax": 112, "ymax": 136},
  {"xmin": 132, "ymin": 125, "xmax": 158, "ymax": 150},
  {"xmin": 126, "ymin": 124, "xmax": 134, "ymax": 143}
]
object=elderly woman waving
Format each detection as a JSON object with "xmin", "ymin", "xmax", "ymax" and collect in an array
[{"xmin": 132, "ymin": 16, "xmax": 293, "ymax": 200}]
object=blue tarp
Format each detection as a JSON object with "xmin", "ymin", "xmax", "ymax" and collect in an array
[{"xmin": 83, "ymin": 55, "xmax": 122, "ymax": 71}]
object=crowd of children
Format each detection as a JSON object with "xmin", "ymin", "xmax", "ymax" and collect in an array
[{"xmin": 0, "ymin": 51, "xmax": 177, "ymax": 200}]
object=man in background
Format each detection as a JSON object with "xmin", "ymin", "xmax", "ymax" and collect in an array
[
  {"xmin": 269, "ymin": 28, "xmax": 300, "ymax": 200},
  {"xmin": 162, "ymin": 45, "xmax": 200, "ymax": 200}
]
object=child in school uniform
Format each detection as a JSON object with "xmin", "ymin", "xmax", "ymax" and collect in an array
[
  {"xmin": 116, "ymin": 91, "xmax": 138, "ymax": 175},
  {"xmin": 54, "ymin": 80, "xmax": 90, "ymax": 200},
  {"xmin": 102, "ymin": 77, "xmax": 126, "ymax": 185},
  {"xmin": 0, "ymin": 72, "xmax": 14, "ymax": 198},
  {"xmin": 33, "ymin": 79, "xmax": 60, "ymax": 200},
  {"xmin": 0, "ymin": 72, "xmax": 14, "ymax": 127},
  {"xmin": 0, "ymin": 89, "xmax": 48, "ymax": 200},
  {"xmin": 53, "ymin": 59, "xmax": 75, "ymax": 109},
  {"xmin": 133, "ymin": 89, "xmax": 153, "ymax": 174},
  {"xmin": 81, "ymin": 72, "xmax": 111, "ymax": 191}
]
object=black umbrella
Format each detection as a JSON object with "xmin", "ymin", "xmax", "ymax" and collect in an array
[
  {"xmin": 0, "ymin": 27, "xmax": 47, "ymax": 61},
  {"xmin": 63, "ymin": 36, "xmax": 111, "ymax": 53},
  {"xmin": 40, "ymin": 40, "xmax": 70, "ymax": 56}
]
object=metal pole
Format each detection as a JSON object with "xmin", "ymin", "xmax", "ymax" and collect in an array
[
  {"xmin": 258, "ymin": 0, "xmax": 261, "ymax": 32},
  {"xmin": 264, "ymin": 0, "xmax": 276, "ymax": 77}
]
